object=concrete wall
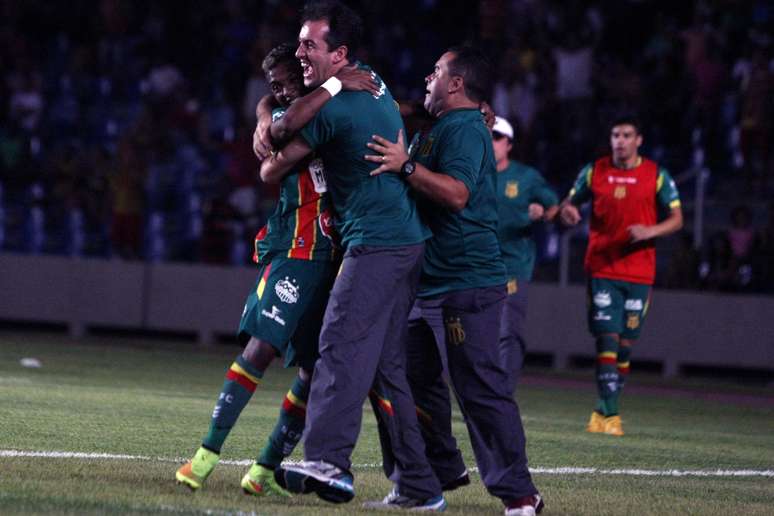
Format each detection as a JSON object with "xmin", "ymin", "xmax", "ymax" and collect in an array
[{"xmin": 2, "ymin": 254, "xmax": 772, "ymax": 376}]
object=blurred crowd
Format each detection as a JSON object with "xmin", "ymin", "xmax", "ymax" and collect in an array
[{"xmin": 1, "ymin": 0, "xmax": 772, "ymax": 292}]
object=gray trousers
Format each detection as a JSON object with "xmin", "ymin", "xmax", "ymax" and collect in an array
[
  {"xmin": 499, "ymin": 280, "xmax": 530, "ymax": 393},
  {"xmin": 378, "ymin": 285, "xmax": 537, "ymax": 503},
  {"xmin": 303, "ymin": 243, "xmax": 441, "ymax": 500}
]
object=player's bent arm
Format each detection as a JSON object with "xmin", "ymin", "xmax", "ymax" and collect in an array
[
  {"xmin": 271, "ymin": 70, "xmax": 379, "ymax": 146},
  {"xmin": 650, "ymin": 206, "xmax": 684, "ymax": 238},
  {"xmin": 407, "ymin": 163, "xmax": 470, "ymax": 212},
  {"xmin": 270, "ymin": 88, "xmax": 335, "ymax": 146},
  {"xmin": 259, "ymin": 135, "xmax": 313, "ymax": 184}
]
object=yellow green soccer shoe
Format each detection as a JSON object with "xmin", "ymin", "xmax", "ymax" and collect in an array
[
  {"xmin": 586, "ymin": 411, "xmax": 605, "ymax": 433},
  {"xmin": 241, "ymin": 463, "xmax": 291, "ymax": 497},
  {"xmin": 604, "ymin": 415, "xmax": 624, "ymax": 436},
  {"xmin": 176, "ymin": 447, "xmax": 219, "ymax": 490}
]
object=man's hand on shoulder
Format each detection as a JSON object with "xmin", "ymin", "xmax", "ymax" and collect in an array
[{"xmin": 336, "ymin": 65, "xmax": 380, "ymax": 96}]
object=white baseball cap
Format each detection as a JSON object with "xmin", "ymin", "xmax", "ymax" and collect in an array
[{"xmin": 492, "ymin": 116, "xmax": 514, "ymax": 140}]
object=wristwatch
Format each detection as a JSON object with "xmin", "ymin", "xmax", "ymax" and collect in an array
[{"xmin": 400, "ymin": 160, "xmax": 416, "ymax": 178}]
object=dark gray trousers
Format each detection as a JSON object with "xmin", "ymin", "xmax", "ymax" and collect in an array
[
  {"xmin": 499, "ymin": 280, "xmax": 530, "ymax": 393},
  {"xmin": 378, "ymin": 285, "xmax": 537, "ymax": 503},
  {"xmin": 303, "ymin": 243, "xmax": 441, "ymax": 500}
]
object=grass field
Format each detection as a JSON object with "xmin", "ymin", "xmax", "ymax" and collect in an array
[{"xmin": 1, "ymin": 330, "xmax": 773, "ymax": 515}]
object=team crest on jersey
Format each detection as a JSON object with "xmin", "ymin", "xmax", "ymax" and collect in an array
[
  {"xmin": 505, "ymin": 181, "xmax": 519, "ymax": 199},
  {"xmin": 626, "ymin": 314, "xmax": 640, "ymax": 329},
  {"xmin": 614, "ymin": 186, "xmax": 627, "ymax": 199},
  {"xmin": 308, "ymin": 158, "xmax": 327, "ymax": 193},
  {"xmin": 507, "ymin": 278, "xmax": 518, "ymax": 294},
  {"xmin": 593, "ymin": 291, "xmax": 612, "ymax": 308},
  {"xmin": 275, "ymin": 277, "xmax": 300, "ymax": 304},
  {"xmin": 445, "ymin": 316, "xmax": 466, "ymax": 346}
]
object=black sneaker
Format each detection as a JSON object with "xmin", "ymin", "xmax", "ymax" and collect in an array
[
  {"xmin": 274, "ymin": 460, "xmax": 354, "ymax": 503},
  {"xmin": 441, "ymin": 470, "xmax": 470, "ymax": 492}
]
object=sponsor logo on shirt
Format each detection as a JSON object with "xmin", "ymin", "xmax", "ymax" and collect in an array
[
  {"xmin": 261, "ymin": 305, "xmax": 286, "ymax": 326},
  {"xmin": 624, "ymin": 299, "xmax": 643, "ymax": 311},
  {"xmin": 505, "ymin": 181, "xmax": 519, "ymax": 199},
  {"xmin": 275, "ymin": 277, "xmax": 299, "ymax": 304},
  {"xmin": 608, "ymin": 176, "xmax": 638, "ymax": 184},
  {"xmin": 593, "ymin": 291, "xmax": 612, "ymax": 308}
]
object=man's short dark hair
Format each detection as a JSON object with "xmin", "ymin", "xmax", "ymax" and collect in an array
[
  {"xmin": 610, "ymin": 114, "xmax": 642, "ymax": 135},
  {"xmin": 301, "ymin": 1, "xmax": 363, "ymax": 56},
  {"xmin": 446, "ymin": 45, "xmax": 492, "ymax": 103},
  {"xmin": 262, "ymin": 43, "xmax": 301, "ymax": 77}
]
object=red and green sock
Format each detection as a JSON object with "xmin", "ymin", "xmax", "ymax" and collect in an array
[
  {"xmin": 594, "ymin": 334, "xmax": 620, "ymax": 416},
  {"xmin": 202, "ymin": 355, "xmax": 263, "ymax": 453},
  {"xmin": 257, "ymin": 374, "xmax": 310, "ymax": 468}
]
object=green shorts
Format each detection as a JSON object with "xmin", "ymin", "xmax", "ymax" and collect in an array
[
  {"xmin": 238, "ymin": 256, "xmax": 337, "ymax": 370},
  {"xmin": 587, "ymin": 277, "xmax": 652, "ymax": 339}
]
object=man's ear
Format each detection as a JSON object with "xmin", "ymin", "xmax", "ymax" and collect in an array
[
  {"xmin": 332, "ymin": 45, "xmax": 349, "ymax": 64},
  {"xmin": 448, "ymin": 75, "xmax": 464, "ymax": 95}
]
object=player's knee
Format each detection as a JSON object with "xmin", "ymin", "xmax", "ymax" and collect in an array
[{"xmin": 242, "ymin": 337, "xmax": 277, "ymax": 370}]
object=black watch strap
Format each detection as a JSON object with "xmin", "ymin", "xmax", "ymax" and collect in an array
[{"xmin": 400, "ymin": 160, "xmax": 416, "ymax": 177}]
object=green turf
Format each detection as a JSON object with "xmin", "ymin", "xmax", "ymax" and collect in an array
[{"xmin": 1, "ymin": 331, "xmax": 773, "ymax": 515}]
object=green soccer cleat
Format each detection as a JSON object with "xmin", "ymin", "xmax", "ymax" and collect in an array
[
  {"xmin": 176, "ymin": 447, "xmax": 219, "ymax": 490},
  {"xmin": 241, "ymin": 463, "xmax": 292, "ymax": 497}
]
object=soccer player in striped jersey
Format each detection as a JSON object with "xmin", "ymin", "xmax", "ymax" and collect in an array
[
  {"xmin": 175, "ymin": 43, "xmax": 373, "ymax": 496},
  {"xmin": 559, "ymin": 115, "xmax": 683, "ymax": 437}
]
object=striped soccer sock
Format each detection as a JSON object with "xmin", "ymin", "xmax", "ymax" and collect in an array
[
  {"xmin": 202, "ymin": 356, "xmax": 263, "ymax": 453},
  {"xmin": 257, "ymin": 374, "xmax": 310, "ymax": 468},
  {"xmin": 613, "ymin": 341, "xmax": 632, "ymax": 410},
  {"xmin": 594, "ymin": 335, "xmax": 620, "ymax": 416}
]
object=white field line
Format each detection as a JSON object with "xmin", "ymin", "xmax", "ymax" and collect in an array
[{"xmin": 2, "ymin": 450, "xmax": 773, "ymax": 477}]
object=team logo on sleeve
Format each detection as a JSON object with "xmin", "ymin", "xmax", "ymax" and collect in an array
[
  {"xmin": 593, "ymin": 291, "xmax": 612, "ymax": 308},
  {"xmin": 275, "ymin": 277, "xmax": 300, "ymax": 304},
  {"xmin": 505, "ymin": 181, "xmax": 519, "ymax": 199}
]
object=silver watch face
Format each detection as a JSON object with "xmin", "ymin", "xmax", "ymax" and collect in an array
[{"xmin": 403, "ymin": 161, "xmax": 415, "ymax": 175}]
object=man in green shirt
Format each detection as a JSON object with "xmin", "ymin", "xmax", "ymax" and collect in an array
[
  {"xmin": 257, "ymin": 1, "xmax": 444, "ymax": 511},
  {"xmin": 492, "ymin": 116, "xmax": 558, "ymax": 391},
  {"xmin": 364, "ymin": 46, "xmax": 543, "ymax": 516}
]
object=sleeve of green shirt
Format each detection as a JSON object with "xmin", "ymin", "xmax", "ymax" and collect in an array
[
  {"xmin": 436, "ymin": 124, "xmax": 485, "ymax": 195},
  {"xmin": 530, "ymin": 169, "xmax": 559, "ymax": 207},
  {"xmin": 568, "ymin": 163, "xmax": 593, "ymax": 205},
  {"xmin": 299, "ymin": 101, "xmax": 343, "ymax": 150},
  {"xmin": 656, "ymin": 167, "xmax": 681, "ymax": 209}
]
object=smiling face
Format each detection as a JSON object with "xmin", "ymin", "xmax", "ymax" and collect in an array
[
  {"xmin": 424, "ymin": 51, "xmax": 455, "ymax": 117},
  {"xmin": 296, "ymin": 19, "xmax": 340, "ymax": 88},
  {"xmin": 266, "ymin": 62, "xmax": 303, "ymax": 108},
  {"xmin": 610, "ymin": 124, "xmax": 642, "ymax": 166}
]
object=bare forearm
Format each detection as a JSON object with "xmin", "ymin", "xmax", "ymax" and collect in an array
[
  {"xmin": 650, "ymin": 208, "xmax": 683, "ymax": 238},
  {"xmin": 407, "ymin": 163, "xmax": 469, "ymax": 212},
  {"xmin": 270, "ymin": 88, "xmax": 332, "ymax": 144}
]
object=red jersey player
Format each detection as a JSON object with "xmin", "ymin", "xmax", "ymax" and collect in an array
[{"xmin": 559, "ymin": 116, "xmax": 683, "ymax": 436}]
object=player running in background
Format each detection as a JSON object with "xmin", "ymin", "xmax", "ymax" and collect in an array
[
  {"xmin": 492, "ymin": 116, "xmax": 558, "ymax": 391},
  {"xmin": 175, "ymin": 42, "xmax": 373, "ymax": 496},
  {"xmin": 365, "ymin": 46, "xmax": 544, "ymax": 516},
  {"xmin": 559, "ymin": 115, "xmax": 682, "ymax": 436},
  {"xmin": 258, "ymin": 1, "xmax": 445, "ymax": 510}
]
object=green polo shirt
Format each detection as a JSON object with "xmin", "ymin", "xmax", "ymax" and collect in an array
[
  {"xmin": 411, "ymin": 108, "xmax": 507, "ymax": 297},
  {"xmin": 496, "ymin": 160, "xmax": 558, "ymax": 280},
  {"xmin": 300, "ymin": 63, "xmax": 429, "ymax": 248}
]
